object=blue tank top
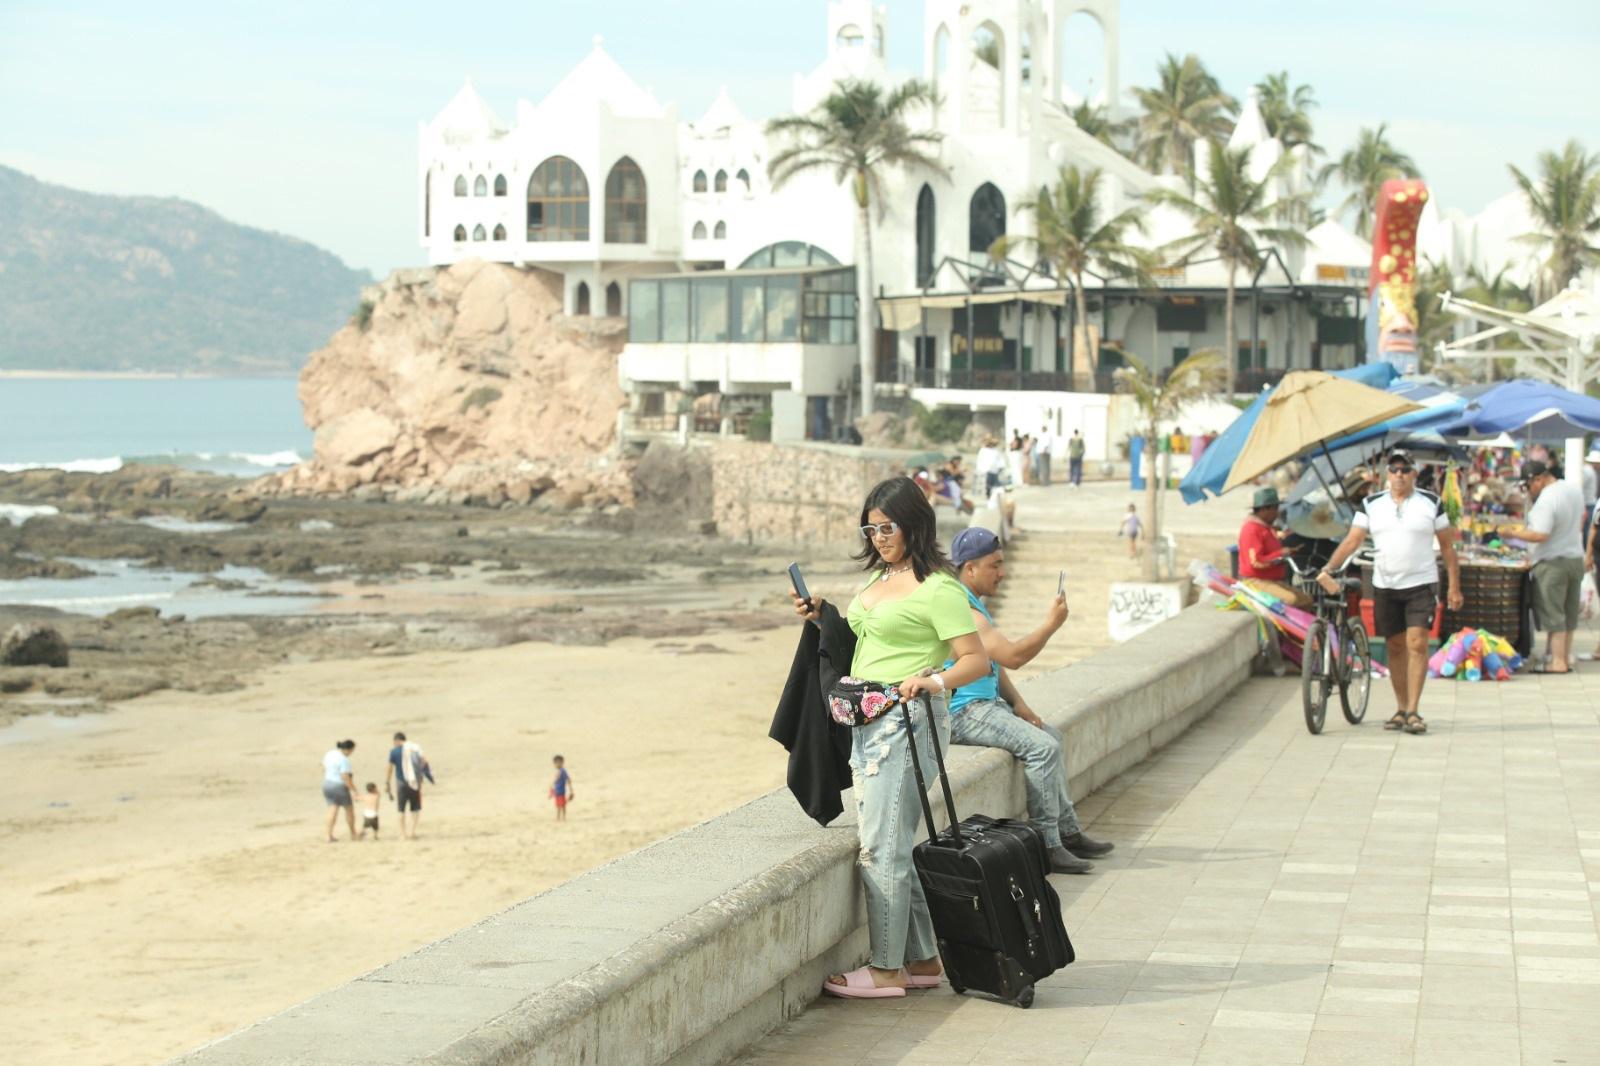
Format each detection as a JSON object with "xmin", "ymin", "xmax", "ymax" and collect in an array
[{"xmin": 942, "ymin": 587, "xmax": 998, "ymax": 715}]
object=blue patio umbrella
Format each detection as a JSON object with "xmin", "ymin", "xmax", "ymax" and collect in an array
[
  {"xmin": 1430, "ymin": 379, "xmax": 1600, "ymax": 439},
  {"xmin": 1316, "ymin": 379, "xmax": 1486, "ymax": 453},
  {"xmin": 1179, "ymin": 362, "xmax": 1398, "ymax": 504}
]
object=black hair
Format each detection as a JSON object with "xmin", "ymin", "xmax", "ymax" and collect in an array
[
  {"xmin": 553, "ymin": 754, "xmax": 564, "ymax": 762},
  {"xmin": 393, "ymin": 731, "xmax": 406, "ymax": 741},
  {"xmin": 852, "ymin": 476, "xmax": 952, "ymax": 581},
  {"xmin": 337, "ymin": 739, "xmax": 355, "ymax": 751}
]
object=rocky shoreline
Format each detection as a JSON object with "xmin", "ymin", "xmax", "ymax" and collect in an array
[{"xmin": 0, "ymin": 463, "xmax": 792, "ymax": 723}]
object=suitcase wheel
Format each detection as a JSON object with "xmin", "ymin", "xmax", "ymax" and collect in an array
[
  {"xmin": 1013, "ymin": 984, "xmax": 1034, "ymax": 1009},
  {"xmin": 949, "ymin": 977, "xmax": 966, "ymax": 995}
]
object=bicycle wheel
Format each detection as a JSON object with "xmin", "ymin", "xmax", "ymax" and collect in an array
[
  {"xmin": 1301, "ymin": 620, "xmax": 1328, "ymax": 734},
  {"xmin": 1338, "ymin": 618, "xmax": 1371, "ymax": 724}
]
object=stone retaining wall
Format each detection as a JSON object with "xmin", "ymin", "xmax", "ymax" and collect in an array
[{"xmin": 172, "ymin": 608, "xmax": 1258, "ymax": 1066}]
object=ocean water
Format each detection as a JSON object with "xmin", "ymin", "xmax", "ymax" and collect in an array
[{"xmin": 0, "ymin": 377, "xmax": 311, "ymax": 477}]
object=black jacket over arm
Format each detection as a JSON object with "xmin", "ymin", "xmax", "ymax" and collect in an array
[{"xmin": 768, "ymin": 601, "xmax": 857, "ymax": 826}]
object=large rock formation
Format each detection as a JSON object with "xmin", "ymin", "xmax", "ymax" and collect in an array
[{"xmin": 263, "ymin": 260, "xmax": 630, "ymax": 507}]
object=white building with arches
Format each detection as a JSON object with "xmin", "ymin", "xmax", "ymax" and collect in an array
[{"xmin": 418, "ymin": 0, "xmax": 1372, "ymax": 448}]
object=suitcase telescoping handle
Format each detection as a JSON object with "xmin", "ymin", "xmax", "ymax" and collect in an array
[{"xmin": 904, "ymin": 694, "xmax": 964, "ymax": 848}]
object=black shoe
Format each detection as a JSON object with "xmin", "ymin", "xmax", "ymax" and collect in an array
[
  {"xmin": 1048, "ymin": 846, "xmax": 1094, "ymax": 874},
  {"xmin": 1062, "ymin": 832, "xmax": 1115, "ymax": 858}
]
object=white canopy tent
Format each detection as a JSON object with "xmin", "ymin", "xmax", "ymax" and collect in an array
[{"xmin": 1436, "ymin": 280, "xmax": 1600, "ymax": 484}]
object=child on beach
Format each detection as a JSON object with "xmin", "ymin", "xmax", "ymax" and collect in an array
[
  {"xmin": 1121, "ymin": 504, "xmax": 1142, "ymax": 557},
  {"xmin": 360, "ymin": 783, "xmax": 381, "ymax": 840},
  {"xmin": 549, "ymin": 755, "xmax": 573, "ymax": 821}
]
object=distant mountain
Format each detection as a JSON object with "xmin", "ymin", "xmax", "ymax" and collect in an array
[{"xmin": 0, "ymin": 166, "xmax": 373, "ymax": 373}]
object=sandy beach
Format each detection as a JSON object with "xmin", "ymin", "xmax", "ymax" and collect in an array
[{"xmin": 0, "ymin": 476, "xmax": 1236, "ymax": 1065}]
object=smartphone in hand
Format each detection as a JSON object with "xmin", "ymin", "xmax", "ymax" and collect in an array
[
  {"xmin": 787, "ymin": 562, "xmax": 811, "ymax": 606},
  {"xmin": 1057, "ymin": 569, "xmax": 1066, "ymax": 597}
]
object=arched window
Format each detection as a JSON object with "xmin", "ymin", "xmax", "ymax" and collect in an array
[
  {"xmin": 472, "ymin": 224, "xmax": 486, "ymax": 241},
  {"xmin": 971, "ymin": 21, "xmax": 1007, "ymax": 128},
  {"xmin": 575, "ymin": 281, "xmax": 591, "ymax": 316},
  {"xmin": 454, "ymin": 175, "xmax": 468, "ymax": 197},
  {"xmin": 737, "ymin": 242, "xmax": 840, "ymax": 269},
  {"xmin": 493, "ymin": 174, "xmax": 507, "ymax": 197},
  {"xmin": 969, "ymin": 182, "xmax": 1006, "ymax": 254},
  {"xmin": 526, "ymin": 156, "xmax": 589, "ymax": 241},
  {"xmin": 692, "ymin": 221, "xmax": 708, "ymax": 240},
  {"xmin": 424, "ymin": 172, "xmax": 431, "ymax": 237},
  {"xmin": 915, "ymin": 184, "xmax": 936, "ymax": 287},
  {"xmin": 492, "ymin": 223, "xmax": 506, "ymax": 241},
  {"xmin": 604, "ymin": 157, "xmax": 647, "ymax": 244},
  {"xmin": 605, "ymin": 281, "xmax": 622, "ymax": 316},
  {"xmin": 836, "ymin": 23, "xmax": 864, "ymax": 49},
  {"xmin": 736, "ymin": 168, "xmax": 751, "ymax": 193},
  {"xmin": 473, "ymin": 175, "xmax": 488, "ymax": 197},
  {"xmin": 932, "ymin": 24, "xmax": 951, "ymax": 120},
  {"xmin": 714, "ymin": 169, "xmax": 728, "ymax": 193},
  {"xmin": 1058, "ymin": 10, "xmax": 1109, "ymax": 106},
  {"xmin": 692, "ymin": 169, "xmax": 708, "ymax": 193},
  {"xmin": 453, "ymin": 224, "xmax": 467, "ymax": 242},
  {"xmin": 714, "ymin": 221, "xmax": 727, "ymax": 240}
]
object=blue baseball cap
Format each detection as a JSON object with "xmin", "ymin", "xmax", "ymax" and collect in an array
[{"xmin": 950, "ymin": 526, "xmax": 1002, "ymax": 564}]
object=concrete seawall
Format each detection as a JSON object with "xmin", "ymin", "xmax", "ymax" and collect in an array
[{"xmin": 173, "ymin": 608, "xmax": 1258, "ymax": 1066}]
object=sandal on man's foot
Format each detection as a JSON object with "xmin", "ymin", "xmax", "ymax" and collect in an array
[
  {"xmin": 1383, "ymin": 711, "xmax": 1407, "ymax": 731},
  {"xmin": 1403, "ymin": 713, "xmax": 1427, "ymax": 734}
]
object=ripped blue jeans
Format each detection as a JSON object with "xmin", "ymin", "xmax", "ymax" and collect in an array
[
  {"xmin": 850, "ymin": 693, "xmax": 949, "ymax": 971},
  {"xmin": 950, "ymin": 697, "xmax": 1082, "ymax": 848}
]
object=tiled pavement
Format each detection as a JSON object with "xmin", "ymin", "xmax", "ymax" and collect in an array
[{"xmin": 736, "ymin": 670, "xmax": 1600, "ymax": 1065}]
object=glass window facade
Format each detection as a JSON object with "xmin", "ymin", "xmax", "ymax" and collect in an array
[
  {"xmin": 660, "ymin": 279, "xmax": 689, "ymax": 342},
  {"xmin": 692, "ymin": 279, "xmax": 729, "ymax": 342},
  {"xmin": 969, "ymin": 182, "xmax": 1006, "ymax": 253},
  {"xmin": 605, "ymin": 157, "xmax": 647, "ymax": 244},
  {"xmin": 736, "ymin": 242, "xmax": 840, "ymax": 269},
  {"xmin": 628, "ymin": 268, "xmax": 855, "ymax": 346},
  {"xmin": 526, "ymin": 156, "xmax": 590, "ymax": 241}
]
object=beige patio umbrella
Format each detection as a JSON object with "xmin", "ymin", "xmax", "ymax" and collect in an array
[{"xmin": 1222, "ymin": 371, "xmax": 1423, "ymax": 493}]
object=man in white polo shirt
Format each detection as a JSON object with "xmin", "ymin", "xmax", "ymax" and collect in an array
[{"xmin": 1318, "ymin": 450, "xmax": 1463, "ymax": 735}]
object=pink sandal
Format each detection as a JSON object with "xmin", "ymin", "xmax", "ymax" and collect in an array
[
  {"xmin": 821, "ymin": 966, "xmax": 907, "ymax": 999},
  {"xmin": 905, "ymin": 972, "xmax": 944, "ymax": 989}
]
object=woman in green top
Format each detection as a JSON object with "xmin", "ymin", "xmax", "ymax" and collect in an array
[{"xmin": 794, "ymin": 476, "xmax": 990, "ymax": 999}]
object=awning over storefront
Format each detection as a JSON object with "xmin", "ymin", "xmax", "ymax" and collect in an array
[{"xmin": 876, "ymin": 289, "xmax": 1071, "ymax": 330}]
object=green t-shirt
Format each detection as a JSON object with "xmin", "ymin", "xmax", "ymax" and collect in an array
[{"xmin": 845, "ymin": 570, "xmax": 977, "ymax": 684}]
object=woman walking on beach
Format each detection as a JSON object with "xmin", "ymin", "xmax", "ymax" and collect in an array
[{"xmin": 791, "ymin": 477, "xmax": 990, "ymax": 999}]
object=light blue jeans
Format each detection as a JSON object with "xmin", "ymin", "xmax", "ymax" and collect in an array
[
  {"xmin": 851, "ymin": 693, "xmax": 949, "ymax": 971},
  {"xmin": 950, "ymin": 697, "xmax": 1081, "ymax": 848}
]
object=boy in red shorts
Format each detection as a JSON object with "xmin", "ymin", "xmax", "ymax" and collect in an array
[{"xmin": 549, "ymin": 755, "xmax": 573, "ymax": 821}]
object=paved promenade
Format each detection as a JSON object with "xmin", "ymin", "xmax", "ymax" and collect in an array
[{"xmin": 738, "ymin": 667, "xmax": 1600, "ymax": 1065}]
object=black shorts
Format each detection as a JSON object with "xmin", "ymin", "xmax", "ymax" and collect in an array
[
  {"xmin": 396, "ymin": 784, "xmax": 422, "ymax": 812},
  {"xmin": 1372, "ymin": 583, "xmax": 1437, "ymax": 638}
]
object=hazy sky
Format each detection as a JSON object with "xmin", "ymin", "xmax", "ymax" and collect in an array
[{"xmin": 3, "ymin": 0, "xmax": 1594, "ymax": 277}]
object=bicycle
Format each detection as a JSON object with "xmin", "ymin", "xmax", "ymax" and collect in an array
[{"xmin": 1285, "ymin": 555, "xmax": 1372, "ymax": 734}]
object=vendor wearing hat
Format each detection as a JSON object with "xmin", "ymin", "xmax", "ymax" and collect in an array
[
  {"xmin": 1507, "ymin": 459, "xmax": 1585, "ymax": 674},
  {"xmin": 1238, "ymin": 487, "xmax": 1294, "ymax": 581}
]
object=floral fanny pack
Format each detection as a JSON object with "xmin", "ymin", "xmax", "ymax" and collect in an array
[{"xmin": 827, "ymin": 677, "xmax": 905, "ymax": 727}]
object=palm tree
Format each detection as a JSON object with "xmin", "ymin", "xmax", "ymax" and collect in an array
[
  {"xmin": 1114, "ymin": 349, "xmax": 1226, "ymax": 580},
  {"xmin": 767, "ymin": 79, "xmax": 945, "ymax": 417},
  {"xmin": 1320, "ymin": 124, "xmax": 1419, "ymax": 238},
  {"xmin": 1145, "ymin": 144, "xmax": 1308, "ymax": 396},
  {"xmin": 1130, "ymin": 53, "xmax": 1236, "ymax": 181},
  {"xmin": 1067, "ymin": 102, "xmax": 1121, "ymax": 151},
  {"xmin": 1254, "ymin": 71, "xmax": 1320, "ymax": 156},
  {"xmin": 1508, "ymin": 139, "xmax": 1600, "ymax": 298},
  {"xmin": 1007, "ymin": 165, "xmax": 1153, "ymax": 387}
]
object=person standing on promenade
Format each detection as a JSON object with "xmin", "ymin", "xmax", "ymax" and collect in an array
[
  {"xmin": 1508, "ymin": 460, "xmax": 1585, "ymax": 674},
  {"xmin": 791, "ymin": 476, "xmax": 990, "ymax": 1000},
  {"xmin": 1317, "ymin": 450, "xmax": 1462, "ymax": 733},
  {"xmin": 976, "ymin": 435, "xmax": 1003, "ymax": 497},
  {"xmin": 942, "ymin": 527, "xmax": 1114, "ymax": 873},
  {"xmin": 385, "ymin": 732, "xmax": 433, "ymax": 840},
  {"xmin": 1036, "ymin": 423, "xmax": 1054, "ymax": 486},
  {"xmin": 1067, "ymin": 428, "xmax": 1085, "ymax": 487},
  {"xmin": 321, "ymin": 739, "xmax": 358, "ymax": 843}
]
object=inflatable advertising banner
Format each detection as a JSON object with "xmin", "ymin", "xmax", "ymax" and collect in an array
[{"xmin": 1366, "ymin": 178, "xmax": 1429, "ymax": 375}]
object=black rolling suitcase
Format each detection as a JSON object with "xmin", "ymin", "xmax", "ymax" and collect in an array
[{"xmin": 904, "ymin": 697, "xmax": 1073, "ymax": 1007}]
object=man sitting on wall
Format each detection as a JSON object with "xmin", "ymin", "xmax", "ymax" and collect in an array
[{"xmin": 940, "ymin": 527, "xmax": 1114, "ymax": 874}]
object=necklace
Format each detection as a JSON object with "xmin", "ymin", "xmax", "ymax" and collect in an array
[{"xmin": 879, "ymin": 564, "xmax": 913, "ymax": 582}]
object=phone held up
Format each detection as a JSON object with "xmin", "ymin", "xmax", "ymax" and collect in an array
[
  {"xmin": 787, "ymin": 562, "xmax": 811, "ymax": 608},
  {"xmin": 1057, "ymin": 569, "xmax": 1066, "ymax": 597}
]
